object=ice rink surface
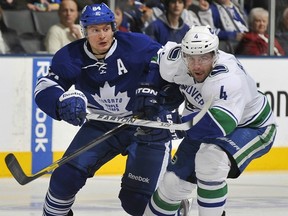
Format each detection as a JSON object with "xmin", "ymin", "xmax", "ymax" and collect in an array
[{"xmin": 0, "ymin": 171, "xmax": 288, "ymax": 216}]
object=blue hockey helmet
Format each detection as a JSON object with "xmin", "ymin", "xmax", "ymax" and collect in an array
[{"xmin": 80, "ymin": 3, "xmax": 116, "ymax": 35}]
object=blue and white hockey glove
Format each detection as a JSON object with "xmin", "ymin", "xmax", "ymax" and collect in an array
[
  {"xmin": 57, "ymin": 90, "xmax": 87, "ymax": 126},
  {"xmin": 133, "ymin": 83, "xmax": 160, "ymax": 119}
]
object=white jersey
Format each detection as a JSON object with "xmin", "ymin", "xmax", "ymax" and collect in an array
[{"xmin": 158, "ymin": 42, "xmax": 276, "ymax": 130}]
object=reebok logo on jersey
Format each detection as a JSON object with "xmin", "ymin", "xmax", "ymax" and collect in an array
[
  {"xmin": 128, "ymin": 173, "xmax": 150, "ymax": 183},
  {"xmin": 59, "ymin": 90, "xmax": 86, "ymax": 102}
]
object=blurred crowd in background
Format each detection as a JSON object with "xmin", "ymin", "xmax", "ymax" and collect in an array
[{"xmin": 0, "ymin": 0, "xmax": 287, "ymax": 56}]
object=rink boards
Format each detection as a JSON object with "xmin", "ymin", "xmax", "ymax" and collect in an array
[{"xmin": 0, "ymin": 56, "xmax": 287, "ymax": 177}]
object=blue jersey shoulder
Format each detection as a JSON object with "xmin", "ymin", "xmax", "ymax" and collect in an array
[{"xmin": 114, "ymin": 31, "xmax": 162, "ymax": 51}]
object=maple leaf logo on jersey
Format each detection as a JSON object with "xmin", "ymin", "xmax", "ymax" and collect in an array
[{"xmin": 92, "ymin": 82, "xmax": 130, "ymax": 114}]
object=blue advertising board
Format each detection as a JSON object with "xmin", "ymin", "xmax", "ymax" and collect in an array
[{"xmin": 31, "ymin": 58, "xmax": 53, "ymax": 174}]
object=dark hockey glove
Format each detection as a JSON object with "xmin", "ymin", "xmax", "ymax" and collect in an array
[
  {"xmin": 133, "ymin": 109, "xmax": 172, "ymax": 143},
  {"xmin": 133, "ymin": 83, "xmax": 160, "ymax": 119},
  {"xmin": 134, "ymin": 126, "xmax": 172, "ymax": 143},
  {"xmin": 57, "ymin": 90, "xmax": 87, "ymax": 126},
  {"xmin": 159, "ymin": 84, "xmax": 184, "ymax": 111}
]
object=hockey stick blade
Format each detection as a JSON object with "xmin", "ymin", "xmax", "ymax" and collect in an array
[
  {"xmin": 5, "ymin": 123, "xmax": 128, "ymax": 185},
  {"xmin": 86, "ymin": 98, "xmax": 212, "ymax": 130},
  {"xmin": 5, "ymin": 153, "xmax": 49, "ymax": 185}
]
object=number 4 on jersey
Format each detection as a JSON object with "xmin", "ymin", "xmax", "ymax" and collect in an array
[{"xmin": 220, "ymin": 85, "xmax": 227, "ymax": 100}]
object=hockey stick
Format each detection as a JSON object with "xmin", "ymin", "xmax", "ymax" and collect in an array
[
  {"xmin": 5, "ymin": 123, "xmax": 128, "ymax": 185},
  {"xmin": 5, "ymin": 99, "xmax": 211, "ymax": 185},
  {"xmin": 86, "ymin": 98, "xmax": 212, "ymax": 131}
]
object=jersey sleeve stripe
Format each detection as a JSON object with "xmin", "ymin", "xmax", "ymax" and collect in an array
[
  {"xmin": 209, "ymin": 108, "xmax": 238, "ymax": 135},
  {"xmin": 238, "ymin": 97, "xmax": 272, "ymax": 128}
]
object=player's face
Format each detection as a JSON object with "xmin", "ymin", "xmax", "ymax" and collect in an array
[
  {"xmin": 183, "ymin": 52, "xmax": 214, "ymax": 83},
  {"xmin": 86, "ymin": 23, "xmax": 114, "ymax": 55}
]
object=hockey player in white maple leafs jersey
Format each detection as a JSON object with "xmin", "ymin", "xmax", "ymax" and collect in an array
[
  {"xmin": 34, "ymin": 3, "xmax": 179, "ymax": 216},
  {"xmin": 144, "ymin": 25, "xmax": 277, "ymax": 216}
]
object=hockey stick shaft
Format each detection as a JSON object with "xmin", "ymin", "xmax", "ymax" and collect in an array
[
  {"xmin": 5, "ymin": 123, "xmax": 128, "ymax": 185},
  {"xmin": 86, "ymin": 99, "xmax": 212, "ymax": 131}
]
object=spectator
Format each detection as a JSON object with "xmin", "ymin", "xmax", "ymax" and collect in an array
[
  {"xmin": 141, "ymin": 0, "xmax": 201, "ymax": 30},
  {"xmin": 0, "ymin": 29, "xmax": 9, "ymax": 53},
  {"xmin": 121, "ymin": 0, "xmax": 146, "ymax": 32},
  {"xmin": 198, "ymin": 0, "xmax": 248, "ymax": 53},
  {"xmin": 235, "ymin": 7, "xmax": 285, "ymax": 56},
  {"xmin": 140, "ymin": 0, "xmax": 165, "ymax": 29},
  {"xmin": 0, "ymin": 0, "xmax": 28, "ymax": 10},
  {"xmin": 114, "ymin": 1, "xmax": 129, "ymax": 32},
  {"xmin": 244, "ymin": 0, "xmax": 288, "ymax": 25},
  {"xmin": 276, "ymin": 7, "xmax": 288, "ymax": 55},
  {"xmin": 73, "ymin": 0, "xmax": 109, "ymax": 11},
  {"xmin": 0, "ymin": 4, "xmax": 12, "ymax": 53},
  {"xmin": 73, "ymin": 0, "xmax": 94, "ymax": 11},
  {"xmin": 186, "ymin": 0, "xmax": 202, "ymax": 13},
  {"xmin": 120, "ymin": 0, "xmax": 164, "ymax": 33},
  {"xmin": 275, "ymin": 0, "xmax": 288, "ymax": 25},
  {"xmin": 0, "ymin": 1, "xmax": 30, "ymax": 53},
  {"xmin": 144, "ymin": 0, "xmax": 190, "ymax": 45},
  {"xmin": 44, "ymin": 0, "xmax": 82, "ymax": 54},
  {"xmin": 182, "ymin": 0, "xmax": 201, "ymax": 27},
  {"xmin": 26, "ymin": 0, "xmax": 61, "ymax": 11}
]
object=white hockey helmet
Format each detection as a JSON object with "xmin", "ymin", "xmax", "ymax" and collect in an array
[{"xmin": 181, "ymin": 25, "xmax": 219, "ymax": 55}]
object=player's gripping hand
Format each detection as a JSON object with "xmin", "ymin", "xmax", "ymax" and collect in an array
[
  {"xmin": 134, "ymin": 126, "xmax": 172, "ymax": 143},
  {"xmin": 57, "ymin": 90, "xmax": 87, "ymax": 126},
  {"xmin": 133, "ymin": 109, "xmax": 173, "ymax": 143},
  {"xmin": 133, "ymin": 83, "xmax": 159, "ymax": 119},
  {"xmin": 134, "ymin": 119, "xmax": 172, "ymax": 144},
  {"xmin": 159, "ymin": 84, "xmax": 184, "ymax": 111}
]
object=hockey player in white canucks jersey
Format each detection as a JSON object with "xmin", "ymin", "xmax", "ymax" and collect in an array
[
  {"xmin": 144, "ymin": 25, "xmax": 277, "ymax": 216},
  {"xmin": 34, "ymin": 3, "xmax": 176, "ymax": 216}
]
